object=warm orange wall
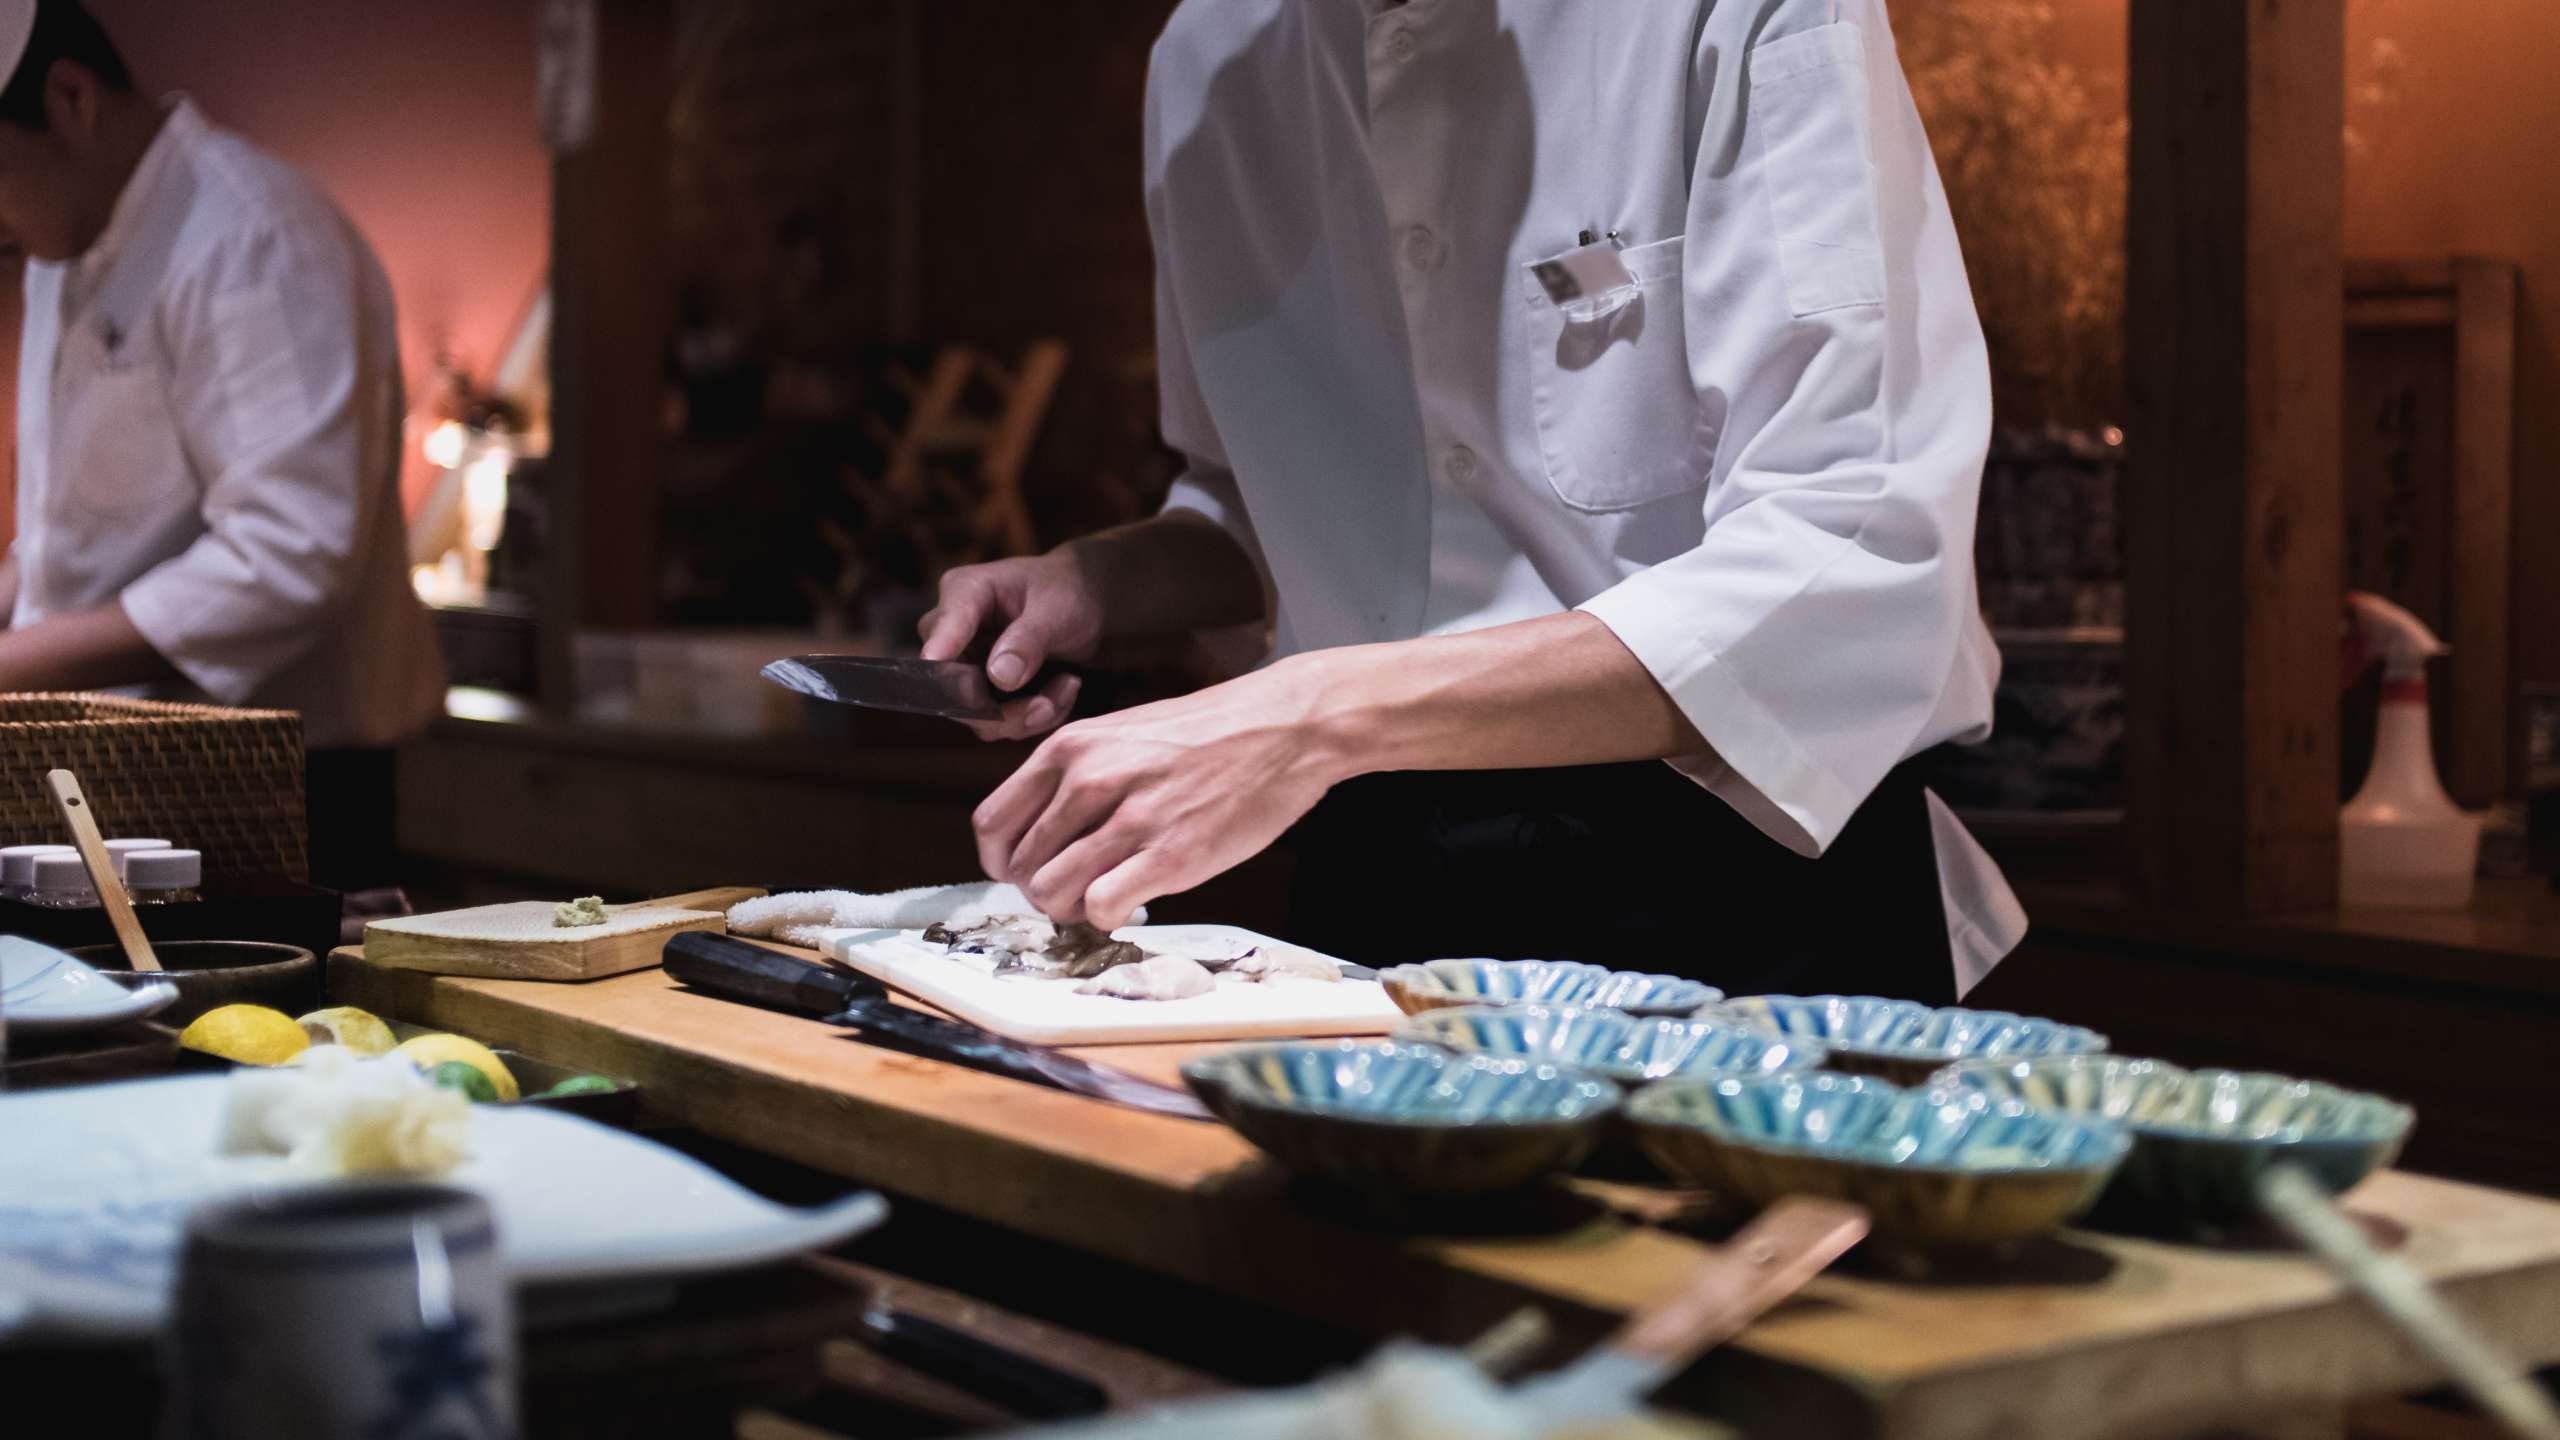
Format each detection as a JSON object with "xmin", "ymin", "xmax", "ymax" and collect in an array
[
  {"xmin": 1, "ymin": 0, "xmax": 550, "ymax": 542},
  {"xmin": 2031, "ymin": 0, "xmax": 2560, "ymax": 697}
]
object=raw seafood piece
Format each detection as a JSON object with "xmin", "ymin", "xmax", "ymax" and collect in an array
[
  {"xmin": 1077, "ymin": 954, "xmax": 1215, "ymax": 1000},
  {"xmin": 1048, "ymin": 921, "xmax": 1147, "ymax": 978},
  {"xmin": 1226, "ymin": 946, "xmax": 1343, "ymax": 984}
]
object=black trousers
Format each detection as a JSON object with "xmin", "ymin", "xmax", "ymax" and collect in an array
[
  {"xmin": 1284, "ymin": 759, "xmax": 1955, "ymax": 1004},
  {"xmin": 305, "ymin": 747, "xmax": 400, "ymax": 894}
]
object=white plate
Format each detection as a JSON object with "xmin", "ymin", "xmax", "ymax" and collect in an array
[
  {"xmin": 0, "ymin": 1074, "xmax": 888, "ymax": 1339},
  {"xmin": 825, "ymin": 922, "xmax": 1404, "ymax": 1046},
  {"xmin": 0, "ymin": 936, "xmax": 178, "ymax": 1037}
]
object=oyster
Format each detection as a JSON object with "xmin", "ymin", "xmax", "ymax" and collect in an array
[{"xmin": 1076, "ymin": 954, "xmax": 1214, "ymax": 1001}]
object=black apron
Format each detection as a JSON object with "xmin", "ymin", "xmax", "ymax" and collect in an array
[{"xmin": 1283, "ymin": 758, "xmax": 1956, "ymax": 1004}]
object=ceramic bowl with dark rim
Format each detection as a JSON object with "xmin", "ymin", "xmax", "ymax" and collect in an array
[
  {"xmin": 1712, "ymin": 994, "xmax": 2109, "ymax": 1085},
  {"xmin": 1625, "ymin": 1071, "xmax": 2130, "ymax": 1246},
  {"xmin": 1932, "ymin": 1055, "xmax": 2415, "ymax": 1234},
  {"xmin": 1378, "ymin": 959, "xmax": 1722, "ymax": 1019},
  {"xmin": 1180, "ymin": 1038, "xmax": 1620, "ymax": 1196},
  {"xmin": 1393, "ymin": 1003, "xmax": 1827, "ymax": 1088},
  {"xmin": 70, "ymin": 940, "xmax": 319, "ymax": 1028}
]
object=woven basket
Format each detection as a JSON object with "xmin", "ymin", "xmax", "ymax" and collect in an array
[{"xmin": 0, "ymin": 693, "xmax": 307, "ymax": 883}]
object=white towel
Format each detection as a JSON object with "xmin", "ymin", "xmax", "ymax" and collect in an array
[{"xmin": 726, "ymin": 882, "xmax": 1038, "ymax": 951}]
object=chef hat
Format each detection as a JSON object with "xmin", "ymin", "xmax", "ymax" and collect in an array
[{"xmin": 0, "ymin": 2, "xmax": 31, "ymax": 94}]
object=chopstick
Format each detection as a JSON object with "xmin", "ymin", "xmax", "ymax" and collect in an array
[{"xmin": 44, "ymin": 768, "xmax": 162, "ymax": 974}]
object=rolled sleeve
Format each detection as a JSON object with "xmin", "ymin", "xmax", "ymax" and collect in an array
[
  {"xmin": 1578, "ymin": 0, "xmax": 1995, "ymax": 856},
  {"xmin": 121, "ymin": 243, "xmax": 374, "ymax": 703}
]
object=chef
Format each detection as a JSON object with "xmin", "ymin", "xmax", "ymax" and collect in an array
[
  {"xmin": 923, "ymin": 0, "xmax": 2024, "ymax": 1000},
  {"xmin": 0, "ymin": 0, "xmax": 443, "ymax": 888}
]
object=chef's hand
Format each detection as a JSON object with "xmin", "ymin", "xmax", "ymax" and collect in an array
[
  {"xmin": 917, "ymin": 552, "xmax": 1102, "ymax": 740},
  {"xmin": 974, "ymin": 658, "xmax": 1343, "ymax": 928}
]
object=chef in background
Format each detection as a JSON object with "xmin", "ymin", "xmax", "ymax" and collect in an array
[
  {"xmin": 923, "ymin": 0, "xmax": 2024, "ymax": 1001},
  {"xmin": 0, "ymin": 0, "xmax": 442, "ymax": 890}
]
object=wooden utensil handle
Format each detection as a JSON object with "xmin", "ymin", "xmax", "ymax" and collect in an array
[
  {"xmin": 43, "ymin": 768, "xmax": 162, "ymax": 974},
  {"xmin": 1610, "ymin": 1197, "xmax": 1869, "ymax": 1370}
]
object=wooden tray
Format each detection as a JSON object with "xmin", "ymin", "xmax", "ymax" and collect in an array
[{"xmin": 363, "ymin": 887, "xmax": 764, "ymax": 982}]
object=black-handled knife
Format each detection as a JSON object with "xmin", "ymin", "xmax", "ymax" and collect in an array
[
  {"xmin": 662, "ymin": 932, "xmax": 1213, "ymax": 1121},
  {"xmin": 856, "ymin": 1305, "xmax": 1110, "ymax": 1420}
]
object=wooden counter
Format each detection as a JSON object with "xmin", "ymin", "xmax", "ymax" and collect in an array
[{"xmin": 334, "ymin": 951, "xmax": 2560, "ymax": 1440}]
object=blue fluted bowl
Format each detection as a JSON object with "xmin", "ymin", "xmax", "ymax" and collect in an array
[
  {"xmin": 1379, "ymin": 959, "xmax": 1722, "ymax": 1019},
  {"xmin": 1395, "ymin": 1003, "xmax": 1827, "ymax": 1087},
  {"xmin": 1714, "ymin": 995, "xmax": 2109, "ymax": 1085},
  {"xmin": 1181, "ymin": 1039, "xmax": 1620, "ymax": 1196},
  {"xmin": 1933, "ymin": 1056, "xmax": 2414, "ymax": 1234},
  {"xmin": 1625, "ymin": 1071, "xmax": 2130, "ymax": 1245}
]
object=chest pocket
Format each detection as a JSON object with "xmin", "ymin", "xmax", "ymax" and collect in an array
[
  {"xmin": 1518, "ymin": 234, "xmax": 1711, "ymax": 513},
  {"xmin": 49, "ymin": 315, "xmax": 188, "ymax": 524}
]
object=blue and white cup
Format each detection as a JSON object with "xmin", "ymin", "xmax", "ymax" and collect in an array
[{"xmin": 167, "ymin": 1184, "xmax": 517, "ymax": 1440}]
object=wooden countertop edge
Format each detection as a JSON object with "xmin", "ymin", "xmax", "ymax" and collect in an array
[{"xmin": 327, "ymin": 951, "xmax": 2560, "ymax": 1434}]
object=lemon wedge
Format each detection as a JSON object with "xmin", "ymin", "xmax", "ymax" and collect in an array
[
  {"xmin": 180, "ymin": 1004, "xmax": 312, "ymax": 1066},
  {"xmin": 295, "ymin": 1006, "xmax": 398, "ymax": 1056},
  {"xmin": 393, "ymin": 1033, "xmax": 519, "ymax": 1102}
]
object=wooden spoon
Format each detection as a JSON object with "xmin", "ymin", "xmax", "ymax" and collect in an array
[{"xmin": 44, "ymin": 769, "xmax": 162, "ymax": 974}]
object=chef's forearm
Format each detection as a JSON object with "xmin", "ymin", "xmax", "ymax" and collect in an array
[
  {"xmin": 1062, "ymin": 510, "xmax": 1267, "ymax": 640},
  {"xmin": 0, "ymin": 599, "xmax": 180, "ymax": 691},
  {"xmin": 0, "ymin": 552, "xmax": 17, "ymax": 621},
  {"xmin": 1290, "ymin": 611, "xmax": 1709, "ymax": 783}
]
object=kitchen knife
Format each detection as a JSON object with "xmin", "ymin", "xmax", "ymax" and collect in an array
[
  {"xmin": 854, "ymin": 1305, "xmax": 1110, "ymax": 1420},
  {"xmin": 662, "ymin": 932, "xmax": 1214, "ymax": 1121},
  {"xmin": 760, "ymin": 654, "xmax": 1079, "ymax": 723}
]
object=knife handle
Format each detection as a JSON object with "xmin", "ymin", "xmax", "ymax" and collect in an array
[
  {"xmin": 664, "ymin": 932, "xmax": 876, "ymax": 1018},
  {"xmin": 857, "ymin": 1307, "xmax": 1109, "ymax": 1420}
]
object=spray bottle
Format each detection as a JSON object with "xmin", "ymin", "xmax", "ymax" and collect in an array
[{"xmin": 2340, "ymin": 591, "xmax": 2482, "ymax": 908}]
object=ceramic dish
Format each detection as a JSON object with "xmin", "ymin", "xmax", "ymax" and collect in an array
[
  {"xmin": 1933, "ymin": 1055, "xmax": 2414, "ymax": 1233},
  {"xmin": 1394, "ymin": 1003, "xmax": 1826, "ymax": 1087},
  {"xmin": 1625, "ymin": 1071, "xmax": 2130, "ymax": 1245},
  {"xmin": 1713, "ymin": 994, "xmax": 2108, "ymax": 1085},
  {"xmin": 0, "ymin": 936, "xmax": 179, "ymax": 1037},
  {"xmin": 1181, "ymin": 1039, "xmax": 1619, "ymax": 1196},
  {"xmin": 1378, "ymin": 959, "xmax": 1722, "ymax": 1019},
  {"xmin": 0, "ymin": 1073, "xmax": 889, "ymax": 1339}
]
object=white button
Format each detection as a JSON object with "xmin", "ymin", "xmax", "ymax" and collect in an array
[
  {"xmin": 1386, "ymin": 27, "xmax": 1417, "ymax": 62},
  {"xmin": 1443, "ymin": 446, "xmax": 1479, "ymax": 483},
  {"xmin": 1400, "ymin": 225, "xmax": 1440, "ymax": 271}
]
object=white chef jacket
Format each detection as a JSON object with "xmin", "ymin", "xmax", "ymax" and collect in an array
[
  {"xmin": 1144, "ymin": 0, "xmax": 2027, "ymax": 989},
  {"xmin": 11, "ymin": 99, "xmax": 444, "ymax": 750}
]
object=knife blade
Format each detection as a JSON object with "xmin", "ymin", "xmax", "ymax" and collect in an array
[
  {"xmin": 761, "ymin": 655, "xmax": 1080, "ymax": 723},
  {"xmin": 662, "ymin": 932, "xmax": 1214, "ymax": 1121}
]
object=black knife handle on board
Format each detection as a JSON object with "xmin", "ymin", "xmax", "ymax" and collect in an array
[
  {"xmin": 663, "ymin": 931, "xmax": 874, "ymax": 1018},
  {"xmin": 857, "ymin": 1307, "xmax": 1110, "ymax": 1420}
]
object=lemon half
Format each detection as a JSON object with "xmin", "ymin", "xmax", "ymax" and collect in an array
[
  {"xmin": 394, "ymin": 1034, "xmax": 519, "ymax": 1102},
  {"xmin": 179, "ymin": 1004, "xmax": 311, "ymax": 1066},
  {"xmin": 295, "ymin": 1006, "xmax": 398, "ymax": 1056}
]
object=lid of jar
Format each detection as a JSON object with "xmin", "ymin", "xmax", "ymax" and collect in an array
[
  {"xmin": 124, "ymin": 848, "xmax": 202, "ymax": 889},
  {"xmin": 1, "ymin": 844, "xmax": 75, "ymax": 886},
  {"xmin": 104, "ymin": 838, "xmax": 174, "ymax": 874},
  {"xmin": 30, "ymin": 852, "xmax": 98, "ymax": 892}
]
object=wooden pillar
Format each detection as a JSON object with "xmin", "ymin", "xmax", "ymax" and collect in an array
[
  {"xmin": 2123, "ymin": 0, "xmax": 2346, "ymax": 914},
  {"xmin": 543, "ymin": 0, "xmax": 672, "ymax": 711}
]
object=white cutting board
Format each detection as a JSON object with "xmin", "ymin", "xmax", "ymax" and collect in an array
[{"xmin": 822, "ymin": 923, "xmax": 1402, "ymax": 1046}]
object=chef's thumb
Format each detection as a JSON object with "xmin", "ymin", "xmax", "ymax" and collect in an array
[{"xmin": 985, "ymin": 615, "xmax": 1054, "ymax": 692}]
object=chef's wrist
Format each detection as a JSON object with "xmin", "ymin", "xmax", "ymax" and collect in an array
[{"xmin": 1276, "ymin": 645, "xmax": 1397, "ymax": 788}]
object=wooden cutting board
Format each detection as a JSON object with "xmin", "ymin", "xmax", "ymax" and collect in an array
[{"xmin": 363, "ymin": 887, "xmax": 766, "ymax": 982}]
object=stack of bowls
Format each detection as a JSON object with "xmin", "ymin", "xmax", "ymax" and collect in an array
[
  {"xmin": 1624, "ymin": 1070, "xmax": 2131, "ymax": 1246},
  {"xmin": 1379, "ymin": 959, "xmax": 1721, "ymax": 1018},
  {"xmin": 1180, "ymin": 1039, "xmax": 1620, "ymax": 1197},
  {"xmin": 1933, "ymin": 1055, "xmax": 2414, "ymax": 1235},
  {"xmin": 1710, "ymin": 995, "xmax": 2109, "ymax": 1085}
]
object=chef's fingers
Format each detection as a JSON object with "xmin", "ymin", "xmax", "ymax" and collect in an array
[
  {"xmin": 957, "ymin": 674, "xmax": 1080, "ymax": 744},
  {"xmin": 917, "ymin": 576, "xmax": 993, "ymax": 663},
  {"xmin": 1004, "ymin": 745, "xmax": 1119, "ymax": 887},
  {"xmin": 1082, "ymin": 848, "xmax": 1173, "ymax": 933},
  {"xmin": 973, "ymin": 749, "xmax": 1066, "ymax": 882},
  {"xmin": 984, "ymin": 607, "xmax": 1074, "ymax": 693},
  {"xmin": 1023, "ymin": 823, "xmax": 1146, "ymax": 926}
]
